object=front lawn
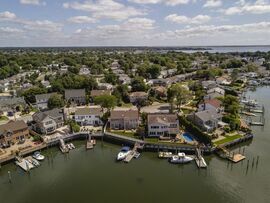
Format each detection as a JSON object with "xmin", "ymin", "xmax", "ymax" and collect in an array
[{"xmin": 213, "ymin": 134, "xmax": 243, "ymax": 145}]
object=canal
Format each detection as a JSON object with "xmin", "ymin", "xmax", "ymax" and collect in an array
[{"xmin": 0, "ymin": 86, "xmax": 270, "ymax": 203}]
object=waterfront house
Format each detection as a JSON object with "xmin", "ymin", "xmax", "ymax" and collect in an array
[
  {"xmin": 35, "ymin": 93, "xmax": 56, "ymax": 110},
  {"xmin": 198, "ymin": 99, "xmax": 223, "ymax": 113},
  {"xmin": 187, "ymin": 109, "xmax": 222, "ymax": 133},
  {"xmin": 65, "ymin": 89, "xmax": 86, "ymax": 105},
  {"xmin": 109, "ymin": 107, "xmax": 139, "ymax": 130},
  {"xmin": 74, "ymin": 106, "xmax": 103, "ymax": 126},
  {"xmin": 0, "ymin": 120, "xmax": 29, "ymax": 146},
  {"xmin": 32, "ymin": 108, "xmax": 65, "ymax": 135},
  {"xmin": 147, "ymin": 113, "xmax": 179, "ymax": 137},
  {"xmin": 129, "ymin": 91, "xmax": 148, "ymax": 104}
]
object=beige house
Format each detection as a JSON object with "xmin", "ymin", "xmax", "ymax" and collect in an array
[
  {"xmin": 109, "ymin": 107, "xmax": 139, "ymax": 130},
  {"xmin": 0, "ymin": 120, "xmax": 29, "ymax": 146},
  {"xmin": 147, "ymin": 113, "xmax": 179, "ymax": 137}
]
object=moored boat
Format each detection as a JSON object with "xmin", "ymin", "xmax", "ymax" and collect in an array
[
  {"xmin": 32, "ymin": 152, "xmax": 45, "ymax": 161},
  {"xmin": 117, "ymin": 146, "xmax": 131, "ymax": 161},
  {"xmin": 169, "ymin": 153, "xmax": 193, "ymax": 164}
]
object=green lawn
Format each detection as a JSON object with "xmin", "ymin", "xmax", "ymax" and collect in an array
[
  {"xmin": 214, "ymin": 134, "xmax": 243, "ymax": 145},
  {"xmin": 0, "ymin": 116, "xmax": 8, "ymax": 121},
  {"xmin": 110, "ymin": 130, "xmax": 137, "ymax": 138}
]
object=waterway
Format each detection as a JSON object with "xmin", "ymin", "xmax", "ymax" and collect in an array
[{"xmin": 0, "ymin": 86, "xmax": 270, "ymax": 203}]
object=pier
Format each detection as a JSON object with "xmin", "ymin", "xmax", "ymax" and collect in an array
[
  {"xmin": 194, "ymin": 148, "xmax": 207, "ymax": 168},
  {"xmin": 123, "ymin": 142, "xmax": 143, "ymax": 163},
  {"xmin": 15, "ymin": 156, "xmax": 35, "ymax": 172},
  {"xmin": 86, "ymin": 135, "xmax": 96, "ymax": 150}
]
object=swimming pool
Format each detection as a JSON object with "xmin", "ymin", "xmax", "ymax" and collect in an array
[{"xmin": 183, "ymin": 132, "xmax": 194, "ymax": 142}]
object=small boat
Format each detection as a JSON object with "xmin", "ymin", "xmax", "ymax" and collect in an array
[
  {"xmin": 134, "ymin": 151, "xmax": 140, "ymax": 159},
  {"xmin": 28, "ymin": 157, "xmax": 40, "ymax": 167},
  {"xmin": 67, "ymin": 144, "xmax": 73, "ymax": 150},
  {"xmin": 117, "ymin": 146, "xmax": 131, "ymax": 161},
  {"xmin": 158, "ymin": 152, "xmax": 173, "ymax": 158},
  {"xmin": 169, "ymin": 153, "xmax": 193, "ymax": 164},
  {"xmin": 32, "ymin": 152, "xmax": 45, "ymax": 161},
  {"xmin": 70, "ymin": 143, "xmax": 75, "ymax": 149}
]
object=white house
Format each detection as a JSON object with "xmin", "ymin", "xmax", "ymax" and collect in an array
[{"xmin": 74, "ymin": 107, "xmax": 103, "ymax": 126}]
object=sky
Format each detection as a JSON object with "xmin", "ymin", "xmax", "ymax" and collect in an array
[{"xmin": 0, "ymin": 0, "xmax": 270, "ymax": 46}]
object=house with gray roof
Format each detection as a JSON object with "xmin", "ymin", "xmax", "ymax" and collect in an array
[
  {"xmin": 187, "ymin": 109, "xmax": 222, "ymax": 133},
  {"xmin": 35, "ymin": 93, "xmax": 56, "ymax": 110},
  {"xmin": 32, "ymin": 108, "xmax": 64, "ymax": 135},
  {"xmin": 65, "ymin": 89, "xmax": 86, "ymax": 105}
]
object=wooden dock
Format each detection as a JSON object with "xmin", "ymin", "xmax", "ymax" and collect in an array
[
  {"xmin": 195, "ymin": 148, "xmax": 207, "ymax": 168},
  {"xmin": 15, "ymin": 156, "xmax": 35, "ymax": 171},
  {"xmin": 228, "ymin": 154, "xmax": 246, "ymax": 163},
  {"xmin": 123, "ymin": 142, "xmax": 143, "ymax": 163},
  {"xmin": 86, "ymin": 136, "xmax": 96, "ymax": 150},
  {"xmin": 59, "ymin": 139, "xmax": 69, "ymax": 153}
]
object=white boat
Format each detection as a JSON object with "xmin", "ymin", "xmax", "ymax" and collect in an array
[
  {"xmin": 27, "ymin": 157, "xmax": 40, "ymax": 167},
  {"xmin": 169, "ymin": 153, "xmax": 194, "ymax": 164},
  {"xmin": 117, "ymin": 146, "xmax": 131, "ymax": 161},
  {"xmin": 32, "ymin": 152, "xmax": 45, "ymax": 161},
  {"xmin": 70, "ymin": 143, "xmax": 75, "ymax": 149},
  {"xmin": 67, "ymin": 144, "xmax": 73, "ymax": 150}
]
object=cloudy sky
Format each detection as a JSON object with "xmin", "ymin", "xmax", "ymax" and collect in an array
[{"xmin": 0, "ymin": 0, "xmax": 270, "ymax": 46}]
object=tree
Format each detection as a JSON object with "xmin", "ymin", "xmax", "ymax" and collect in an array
[
  {"xmin": 147, "ymin": 64, "xmax": 161, "ymax": 79},
  {"xmin": 94, "ymin": 95, "xmax": 117, "ymax": 111},
  {"xmin": 48, "ymin": 94, "xmax": 65, "ymax": 109},
  {"xmin": 131, "ymin": 76, "xmax": 148, "ymax": 92},
  {"xmin": 168, "ymin": 84, "xmax": 192, "ymax": 111},
  {"xmin": 22, "ymin": 87, "xmax": 47, "ymax": 103}
]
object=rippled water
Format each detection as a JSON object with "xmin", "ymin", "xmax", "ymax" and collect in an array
[{"xmin": 0, "ymin": 87, "xmax": 270, "ymax": 203}]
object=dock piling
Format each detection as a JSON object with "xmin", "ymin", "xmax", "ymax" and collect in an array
[{"xmin": 8, "ymin": 171, "xmax": 12, "ymax": 183}]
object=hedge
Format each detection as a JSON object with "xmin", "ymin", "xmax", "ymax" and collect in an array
[{"xmin": 178, "ymin": 115, "xmax": 212, "ymax": 145}]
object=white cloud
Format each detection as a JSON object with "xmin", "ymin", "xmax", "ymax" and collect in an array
[
  {"xmin": 63, "ymin": 0, "xmax": 146, "ymax": 21},
  {"xmin": 156, "ymin": 21, "xmax": 270, "ymax": 39},
  {"xmin": 68, "ymin": 16, "xmax": 97, "ymax": 24},
  {"xmin": 129, "ymin": 0, "xmax": 191, "ymax": 5},
  {"xmin": 72, "ymin": 17, "xmax": 156, "ymax": 43},
  {"xmin": 165, "ymin": 14, "xmax": 211, "ymax": 24},
  {"xmin": 203, "ymin": 0, "xmax": 222, "ymax": 8},
  {"xmin": 224, "ymin": 0, "xmax": 270, "ymax": 15},
  {"xmin": 20, "ymin": 0, "xmax": 46, "ymax": 6},
  {"xmin": 0, "ymin": 11, "xmax": 16, "ymax": 20}
]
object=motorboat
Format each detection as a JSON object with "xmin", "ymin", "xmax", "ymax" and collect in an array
[
  {"xmin": 158, "ymin": 152, "xmax": 173, "ymax": 158},
  {"xmin": 32, "ymin": 152, "xmax": 45, "ymax": 161},
  {"xmin": 117, "ymin": 146, "xmax": 131, "ymax": 161},
  {"xmin": 169, "ymin": 153, "xmax": 193, "ymax": 164},
  {"xmin": 70, "ymin": 143, "xmax": 75, "ymax": 149}
]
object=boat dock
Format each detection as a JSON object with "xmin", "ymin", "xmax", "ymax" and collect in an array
[
  {"xmin": 217, "ymin": 146, "xmax": 246, "ymax": 163},
  {"xmin": 86, "ymin": 135, "xmax": 96, "ymax": 150},
  {"xmin": 59, "ymin": 139, "xmax": 69, "ymax": 153},
  {"xmin": 15, "ymin": 156, "xmax": 35, "ymax": 172},
  {"xmin": 123, "ymin": 142, "xmax": 143, "ymax": 163},
  {"xmin": 194, "ymin": 148, "xmax": 207, "ymax": 168}
]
